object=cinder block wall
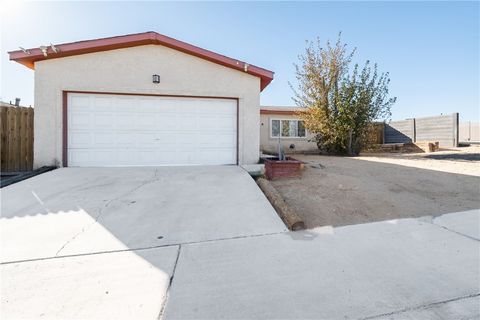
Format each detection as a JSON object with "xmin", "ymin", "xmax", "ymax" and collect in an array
[
  {"xmin": 459, "ymin": 122, "xmax": 480, "ymax": 143},
  {"xmin": 385, "ymin": 113, "xmax": 459, "ymax": 147}
]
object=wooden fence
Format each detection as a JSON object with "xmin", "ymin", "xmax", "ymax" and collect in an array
[
  {"xmin": 0, "ymin": 106, "xmax": 34, "ymax": 172},
  {"xmin": 363, "ymin": 122, "xmax": 385, "ymax": 146}
]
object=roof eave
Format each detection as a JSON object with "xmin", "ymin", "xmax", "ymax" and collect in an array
[{"xmin": 8, "ymin": 31, "xmax": 274, "ymax": 91}]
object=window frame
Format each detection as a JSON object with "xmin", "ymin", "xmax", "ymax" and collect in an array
[{"xmin": 269, "ymin": 118, "xmax": 307, "ymax": 139}]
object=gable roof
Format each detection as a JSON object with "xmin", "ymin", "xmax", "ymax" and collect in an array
[{"xmin": 8, "ymin": 31, "xmax": 274, "ymax": 91}]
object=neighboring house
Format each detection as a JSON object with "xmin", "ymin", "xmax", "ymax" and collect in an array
[
  {"xmin": 0, "ymin": 98, "xmax": 26, "ymax": 108},
  {"xmin": 260, "ymin": 106, "xmax": 317, "ymax": 154},
  {"xmin": 8, "ymin": 32, "xmax": 274, "ymax": 167}
]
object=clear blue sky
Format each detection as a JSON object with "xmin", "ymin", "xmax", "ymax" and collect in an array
[{"xmin": 1, "ymin": 1, "xmax": 479, "ymax": 121}]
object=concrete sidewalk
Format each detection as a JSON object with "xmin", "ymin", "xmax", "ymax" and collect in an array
[
  {"xmin": 163, "ymin": 210, "xmax": 480, "ymax": 319},
  {"xmin": 1, "ymin": 246, "xmax": 179, "ymax": 319},
  {"xmin": 2, "ymin": 208, "xmax": 478, "ymax": 319}
]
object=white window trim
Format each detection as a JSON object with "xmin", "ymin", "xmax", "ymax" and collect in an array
[{"xmin": 269, "ymin": 118, "xmax": 307, "ymax": 139}]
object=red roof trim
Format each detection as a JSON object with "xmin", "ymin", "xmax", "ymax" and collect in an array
[
  {"xmin": 8, "ymin": 32, "xmax": 274, "ymax": 91},
  {"xmin": 260, "ymin": 109, "xmax": 299, "ymax": 115}
]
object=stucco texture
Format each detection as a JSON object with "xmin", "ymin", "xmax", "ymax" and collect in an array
[
  {"xmin": 34, "ymin": 44, "xmax": 261, "ymax": 167},
  {"xmin": 260, "ymin": 113, "xmax": 317, "ymax": 154}
]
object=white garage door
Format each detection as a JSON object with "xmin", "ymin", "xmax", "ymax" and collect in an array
[{"xmin": 67, "ymin": 93, "xmax": 237, "ymax": 166}]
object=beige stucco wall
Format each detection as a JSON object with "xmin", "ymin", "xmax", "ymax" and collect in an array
[
  {"xmin": 34, "ymin": 44, "xmax": 261, "ymax": 167},
  {"xmin": 260, "ymin": 113, "xmax": 317, "ymax": 154}
]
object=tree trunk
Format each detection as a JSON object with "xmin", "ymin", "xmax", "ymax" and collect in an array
[{"xmin": 347, "ymin": 129, "xmax": 353, "ymax": 155}]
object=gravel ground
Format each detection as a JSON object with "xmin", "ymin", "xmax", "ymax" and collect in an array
[{"xmin": 270, "ymin": 149, "xmax": 480, "ymax": 228}]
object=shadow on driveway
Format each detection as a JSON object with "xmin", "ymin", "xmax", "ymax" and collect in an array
[{"xmin": 0, "ymin": 166, "xmax": 286, "ymax": 318}]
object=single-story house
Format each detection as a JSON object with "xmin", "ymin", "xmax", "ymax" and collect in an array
[
  {"xmin": 260, "ymin": 106, "xmax": 317, "ymax": 154},
  {"xmin": 9, "ymin": 32, "xmax": 274, "ymax": 167}
]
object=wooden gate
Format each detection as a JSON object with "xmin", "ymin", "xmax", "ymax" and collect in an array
[{"xmin": 0, "ymin": 106, "xmax": 34, "ymax": 172}]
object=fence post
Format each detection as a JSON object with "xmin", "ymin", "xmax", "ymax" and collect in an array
[
  {"xmin": 453, "ymin": 112, "xmax": 459, "ymax": 147},
  {"xmin": 19, "ymin": 109, "xmax": 27, "ymax": 171},
  {"xmin": 412, "ymin": 118, "xmax": 416, "ymax": 143},
  {"xmin": 27, "ymin": 108, "xmax": 34, "ymax": 170},
  {"xmin": 0, "ymin": 107, "xmax": 6, "ymax": 171},
  {"xmin": 381, "ymin": 122, "xmax": 385, "ymax": 144}
]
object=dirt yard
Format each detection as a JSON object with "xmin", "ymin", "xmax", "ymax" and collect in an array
[{"xmin": 271, "ymin": 147, "xmax": 480, "ymax": 228}]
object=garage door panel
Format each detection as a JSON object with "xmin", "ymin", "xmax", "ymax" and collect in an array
[
  {"xmin": 68, "ymin": 93, "xmax": 236, "ymax": 166},
  {"xmin": 155, "ymin": 151, "xmax": 177, "ymax": 164},
  {"xmin": 177, "ymin": 116, "xmax": 196, "ymax": 128},
  {"xmin": 198, "ymin": 133, "xmax": 235, "ymax": 146},
  {"xmin": 135, "ymin": 133, "xmax": 159, "ymax": 147},
  {"xmin": 138, "ymin": 98, "xmax": 158, "ymax": 111},
  {"xmin": 70, "ymin": 95, "xmax": 90, "ymax": 108},
  {"xmin": 198, "ymin": 150, "xmax": 236, "ymax": 165},
  {"xmin": 93, "ymin": 132, "xmax": 115, "ymax": 146},
  {"xmin": 69, "ymin": 149, "xmax": 116, "ymax": 167},
  {"xmin": 198, "ymin": 116, "xmax": 236, "ymax": 130},
  {"xmin": 197, "ymin": 116, "xmax": 218, "ymax": 129},
  {"xmin": 69, "ymin": 113, "xmax": 91, "ymax": 129},
  {"xmin": 70, "ymin": 104, "xmax": 91, "ymax": 113},
  {"xmin": 199, "ymin": 100, "xmax": 235, "ymax": 112},
  {"xmin": 69, "ymin": 149, "xmax": 90, "ymax": 166},
  {"xmin": 116, "ymin": 132, "xmax": 137, "ymax": 145},
  {"xmin": 136, "ymin": 150, "xmax": 158, "ymax": 164},
  {"xmin": 174, "ymin": 101, "xmax": 196, "ymax": 114},
  {"xmin": 116, "ymin": 150, "xmax": 137, "ymax": 165},
  {"xmin": 218, "ymin": 115, "xmax": 237, "ymax": 129},
  {"xmin": 93, "ymin": 150, "xmax": 116, "ymax": 163},
  {"xmin": 216, "ymin": 134, "xmax": 236, "ymax": 146},
  {"xmin": 154, "ymin": 133, "xmax": 178, "ymax": 145},
  {"xmin": 91, "ymin": 96, "xmax": 112, "ymax": 109},
  {"xmin": 90, "ymin": 104, "xmax": 112, "ymax": 113},
  {"xmin": 136, "ymin": 114, "xmax": 157, "ymax": 129},
  {"xmin": 156, "ymin": 116, "xmax": 177, "ymax": 130},
  {"xmin": 155, "ymin": 101, "xmax": 179, "ymax": 113},
  {"xmin": 116, "ymin": 114, "xmax": 136, "ymax": 129},
  {"xmin": 115, "ymin": 97, "xmax": 137, "ymax": 110},
  {"xmin": 69, "ymin": 131, "xmax": 91, "ymax": 148},
  {"xmin": 175, "ymin": 133, "xmax": 197, "ymax": 145},
  {"xmin": 70, "ymin": 132, "xmax": 118, "ymax": 149},
  {"xmin": 94, "ymin": 113, "xmax": 115, "ymax": 128}
]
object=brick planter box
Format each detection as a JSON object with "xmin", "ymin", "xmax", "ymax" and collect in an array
[{"xmin": 264, "ymin": 157, "xmax": 303, "ymax": 180}]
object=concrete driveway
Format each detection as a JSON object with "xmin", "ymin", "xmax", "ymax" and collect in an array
[
  {"xmin": 1, "ymin": 166, "xmax": 286, "ymax": 263},
  {"xmin": 1, "ymin": 166, "xmax": 286, "ymax": 319},
  {"xmin": 1, "ymin": 167, "xmax": 479, "ymax": 319}
]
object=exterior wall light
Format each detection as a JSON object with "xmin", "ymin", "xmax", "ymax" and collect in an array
[{"xmin": 152, "ymin": 74, "xmax": 160, "ymax": 84}]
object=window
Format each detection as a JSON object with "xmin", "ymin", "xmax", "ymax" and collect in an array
[{"xmin": 271, "ymin": 119, "xmax": 306, "ymax": 138}]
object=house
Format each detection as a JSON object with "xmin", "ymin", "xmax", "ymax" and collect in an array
[
  {"xmin": 1, "ymin": 98, "xmax": 25, "ymax": 107},
  {"xmin": 260, "ymin": 106, "xmax": 317, "ymax": 154},
  {"xmin": 8, "ymin": 32, "xmax": 274, "ymax": 167}
]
